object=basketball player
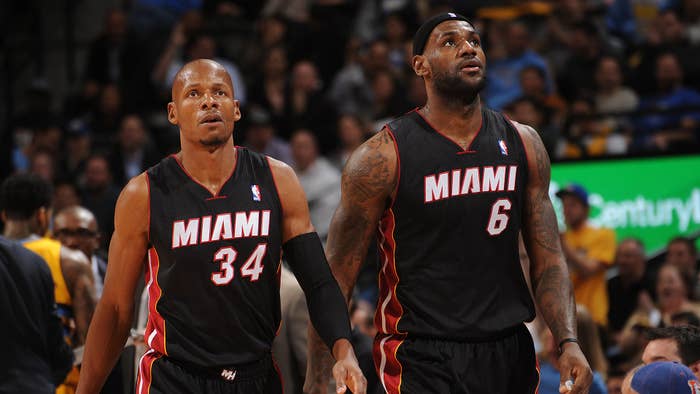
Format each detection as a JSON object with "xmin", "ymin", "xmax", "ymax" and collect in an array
[
  {"xmin": 0, "ymin": 174, "xmax": 97, "ymax": 394},
  {"xmin": 76, "ymin": 59, "xmax": 365, "ymax": 394},
  {"xmin": 305, "ymin": 13, "xmax": 592, "ymax": 394}
]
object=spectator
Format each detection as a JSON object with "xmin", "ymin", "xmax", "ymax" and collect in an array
[
  {"xmin": 80, "ymin": 155, "xmax": 120, "ymax": 249},
  {"xmin": 504, "ymin": 97, "xmax": 559, "ymax": 158},
  {"xmin": 556, "ymin": 21, "xmax": 606, "ymax": 101},
  {"xmin": 290, "ymin": 129, "xmax": 340, "ymax": 241},
  {"xmin": 642, "ymin": 325, "xmax": 700, "ymax": 377},
  {"xmin": 633, "ymin": 52, "xmax": 700, "ymax": 152},
  {"xmin": 369, "ymin": 69, "xmax": 410, "ymax": 128},
  {"xmin": 52, "ymin": 179, "xmax": 81, "ymax": 215},
  {"xmin": 484, "ymin": 21, "xmax": 553, "ymax": 110},
  {"xmin": 608, "ymin": 238, "xmax": 654, "ymax": 338},
  {"xmin": 330, "ymin": 114, "xmax": 370, "ymax": 170},
  {"xmin": 665, "ymin": 236, "xmax": 699, "ymax": 296},
  {"xmin": 557, "ymin": 183, "xmax": 617, "ymax": 327},
  {"xmin": 623, "ymin": 361, "xmax": 699, "ymax": 394},
  {"xmin": 518, "ymin": 65, "xmax": 567, "ymax": 125},
  {"xmin": 557, "ymin": 96, "xmax": 625, "ymax": 159},
  {"xmin": 242, "ymin": 106, "xmax": 293, "ymax": 165},
  {"xmin": 30, "ymin": 149, "xmax": 58, "ymax": 185},
  {"xmin": 59, "ymin": 119, "xmax": 93, "ymax": 184},
  {"xmin": 284, "ymin": 60, "xmax": 337, "ymax": 151},
  {"xmin": 0, "ymin": 236, "xmax": 74, "ymax": 393},
  {"xmin": 153, "ymin": 30, "xmax": 247, "ymax": 105},
  {"xmin": 108, "ymin": 114, "xmax": 161, "ymax": 186},
  {"xmin": 595, "ymin": 55, "xmax": 639, "ymax": 115},
  {"xmin": 53, "ymin": 206, "xmax": 107, "ymax": 297},
  {"xmin": 248, "ymin": 45, "xmax": 289, "ymax": 132},
  {"xmin": 607, "ymin": 369, "xmax": 626, "ymax": 394}
]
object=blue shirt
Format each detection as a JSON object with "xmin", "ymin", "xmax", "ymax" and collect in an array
[{"xmin": 484, "ymin": 50, "xmax": 551, "ymax": 110}]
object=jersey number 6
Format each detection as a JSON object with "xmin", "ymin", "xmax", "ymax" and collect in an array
[
  {"xmin": 486, "ymin": 198, "xmax": 512, "ymax": 235},
  {"xmin": 211, "ymin": 244, "xmax": 267, "ymax": 285}
]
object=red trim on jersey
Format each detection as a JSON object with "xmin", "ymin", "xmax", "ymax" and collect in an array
[
  {"xmin": 413, "ymin": 108, "xmax": 482, "ymax": 153},
  {"xmin": 373, "ymin": 333, "xmax": 406, "ymax": 394},
  {"xmin": 383, "ymin": 126, "xmax": 401, "ymax": 210},
  {"xmin": 145, "ymin": 174, "xmax": 151, "ymax": 243},
  {"xmin": 535, "ymin": 358, "xmax": 541, "ymax": 394},
  {"xmin": 375, "ymin": 209, "xmax": 403, "ymax": 334},
  {"xmin": 136, "ymin": 349, "xmax": 161, "ymax": 394},
  {"xmin": 170, "ymin": 148, "xmax": 238, "ymax": 198},
  {"xmin": 145, "ymin": 248, "xmax": 167, "ymax": 355}
]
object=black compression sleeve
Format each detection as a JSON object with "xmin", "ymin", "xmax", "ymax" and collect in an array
[{"xmin": 283, "ymin": 232, "xmax": 352, "ymax": 352}]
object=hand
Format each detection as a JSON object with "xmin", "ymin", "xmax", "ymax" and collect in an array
[
  {"xmin": 331, "ymin": 339, "xmax": 367, "ymax": 394},
  {"xmin": 558, "ymin": 342, "xmax": 593, "ymax": 394}
]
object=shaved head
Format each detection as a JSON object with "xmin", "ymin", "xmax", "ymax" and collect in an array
[
  {"xmin": 55, "ymin": 205, "xmax": 98, "ymax": 232},
  {"xmin": 171, "ymin": 59, "xmax": 234, "ymax": 101}
]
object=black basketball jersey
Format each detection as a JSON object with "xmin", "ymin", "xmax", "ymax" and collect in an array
[
  {"xmin": 376, "ymin": 108, "xmax": 535, "ymax": 340},
  {"xmin": 145, "ymin": 147, "xmax": 283, "ymax": 367}
]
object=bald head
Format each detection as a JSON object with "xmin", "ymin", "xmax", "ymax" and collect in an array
[
  {"xmin": 171, "ymin": 59, "xmax": 234, "ymax": 101},
  {"xmin": 54, "ymin": 206, "xmax": 100, "ymax": 258}
]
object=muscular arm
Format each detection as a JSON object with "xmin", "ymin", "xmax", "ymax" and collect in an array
[
  {"xmin": 60, "ymin": 247, "xmax": 97, "ymax": 345},
  {"xmin": 76, "ymin": 174, "xmax": 149, "ymax": 394},
  {"xmin": 305, "ymin": 129, "xmax": 397, "ymax": 393},
  {"xmin": 516, "ymin": 122, "xmax": 576, "ymax": 343},
  {"xmin": 516, "ymin": 121, "xmax": 592, "ymax": 392}
]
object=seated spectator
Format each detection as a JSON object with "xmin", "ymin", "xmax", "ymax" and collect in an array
[
  {"xmin": 504, "ymin": 96, "xmax": 559, "ymax": 158},
  {"xmin": 247, "ymin": 45, "xmax": 289, "ymax": 132},
  {"xmin": 330, "ymin": 114, "xmax": 370, "ymax": 170},
  {"xmin": 290, "ymin": 129, "xmax": 340, "ymax": 241},
  {"xmin": 484, "ymin": 21, "xmax": 553, "ymax": 110},
  {"xmin": 557, "ymin": 96, "xmax": 627, "ymax": 159},
  {"xmin": 595, "ymin": 55, "xmax": 639, "ymax": 115},
  {"xmin": 641, "ymin": 326, "xmax": 700, "ymax": 377},
  {"xmin": 80, "ymin": 155, "xmax": 120, "ymax": 250},
  {"xmin": 369, "ymin": 69, "xmax": 410, "ymax": 129},
  {"xmin": 108, "ymin": 114, "xmax": 161, "ymax": 187},
  {"xmin": 241, "ymin": 106, "xmax": 293, "ymax": 165},
  {"xmin": 153, "ymin": 30, "xmax": 247, "ymax": 106},
  {"xmin": 623, "ymin": 361, "xmax": 699, "ymax": 394},
  {"xmin": 555, "ymin": 21, "xmax": 606, "ymax": 101},
  {"xmin": 52, "ymin": 179, "xmax": 81, "ymax": 215},
  {"xmin": 518, "ymin": 65, "xmax": 566, "ymax": 125},
  {"xmin": 665, "ymin": 236, "xmax": 699, "ymax": 298},
  {"xmin": 608, "ymin": 238, "xmax": 655, "ymax": 341},
  {"xmin": 633, "ymin": 52, "xmax": 700, "ymax": 153}
]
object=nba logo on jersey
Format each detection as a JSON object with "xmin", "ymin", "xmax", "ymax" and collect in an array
[
  {"xmin": 498, "ymin": 139, "xmax": 508, "ymax": 156},
  {"xmin": 251, "ymin": 185, "xmax": 262, "ymax": 201}
]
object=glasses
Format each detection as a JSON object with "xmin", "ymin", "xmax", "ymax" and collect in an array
[{"xmin": 54, "ymin": 228, "xmax": 98, "ymax": 238}]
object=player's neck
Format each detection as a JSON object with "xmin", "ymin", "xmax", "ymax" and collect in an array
[
  {"xmin": 178, "ymin": 140, "xmax": 237, "ymax": 195},
  {"xmin": 3, "ymin": 221, "xmax": 36, "ymax": 240},
  {"xmin": 421, "ymin": 93, "xmax": 482, "ymax": 141}
]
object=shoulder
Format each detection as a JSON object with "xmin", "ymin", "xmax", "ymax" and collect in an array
[
  {"xmin": 342, "ymin": 128, "xmax": 398, "ymax": 198},
  {"xmin": 118, "ymin": 173, "xmax": 150, "ymax": 206},
  {"xmin": 60, "ymin": 245, "xmax": 92, "ymax": 277},
  {"xmin": 266, "ymin": 155, "xmax": 297, "ymax": 182}
]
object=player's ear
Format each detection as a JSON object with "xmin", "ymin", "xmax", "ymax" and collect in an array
[
  {"xmin": 413, "ymin": 55, "xmax": 430, "ymax": 78},
  {"xmin": 232, "ymin": 100, "xmax": 242, "ymax": 122},
  {"xmin": 167, "ymin": 102, "xmax": 178, "ymax": 125}
]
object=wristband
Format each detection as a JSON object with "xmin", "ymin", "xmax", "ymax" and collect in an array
[{"xmin": 558, "ymin": 338, "xmax": 578, "ymax": 355}]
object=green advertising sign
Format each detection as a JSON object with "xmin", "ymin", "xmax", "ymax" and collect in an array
[{"xmin": 550, "ymin": 155, "xmax": 700, "ymax": 254}]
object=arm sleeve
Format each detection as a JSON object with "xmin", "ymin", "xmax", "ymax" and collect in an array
[{"xmin": 283, "ymin": 232, "xmax": 352, "ymax": 353}]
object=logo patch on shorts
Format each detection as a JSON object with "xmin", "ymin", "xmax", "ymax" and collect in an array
[{"xmin": 220, "ymin": 368, "xmax": 237, "ymax": 381}]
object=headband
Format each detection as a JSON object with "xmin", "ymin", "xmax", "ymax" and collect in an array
[{"xmin": 412, "ymin": 12, "xmax": 473, "ymax": 56}]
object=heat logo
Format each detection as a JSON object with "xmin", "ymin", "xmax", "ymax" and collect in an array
[{"xmin": 251, "ymin": 185, "xmax": 261, "ymax": 201}]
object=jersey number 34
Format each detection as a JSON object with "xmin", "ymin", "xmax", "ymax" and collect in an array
[{"xmin": 211, "ymin": 244, "xmax": 267, "ymax": 285}]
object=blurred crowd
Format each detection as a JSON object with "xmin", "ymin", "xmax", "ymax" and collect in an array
[{"xmin": 3, "ymin": 0, "xmax": 700, "ymax": 393}]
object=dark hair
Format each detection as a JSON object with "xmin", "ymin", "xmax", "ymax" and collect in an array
[
  {"xmin": 671, "ymin": 311, "xmax": 700, "ymax": 327},
  {"xmin": 0, "ymin": 174, "xmax": 52, "ymax": 220},
  {"xmin": 646, "ymin": 325, "xmax": 700, "ymax": 364},
  {"xmin": 668, "ymin": 236, "xmax": 698, "ymax": 257}
]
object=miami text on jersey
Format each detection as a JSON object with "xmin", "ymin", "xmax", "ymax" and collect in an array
[
  {"xmin": 424, "ymin": 165, "xmax": 518, "ymax": 203},
  {"xmin": 171, "ymin": 210, "xmax": 271, "ymax": 248}
]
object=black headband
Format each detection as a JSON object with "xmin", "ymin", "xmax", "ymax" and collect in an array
[{"xmin": 412, "ymin": 12, "xmax": 472, "ymax": 56}]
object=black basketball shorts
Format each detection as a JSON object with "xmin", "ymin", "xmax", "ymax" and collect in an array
[
  {"xmin": 136, "ymin": 350, "xmax": 283, "ymax": 394},
  {"xmin": 373, "ymin": 324, "xmax": 539, "ymax": 394}
]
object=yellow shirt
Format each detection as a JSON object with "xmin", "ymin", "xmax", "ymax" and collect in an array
[
  {"xmin": 22, "ymin": 237, "xmax": 79, "ymax": 394},
  {"xmin": 563, "ymin": 224, "xmax": 616, "ymax": 327}
]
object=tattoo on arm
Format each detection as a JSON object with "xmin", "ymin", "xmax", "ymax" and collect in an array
[
  {"xmin": 520, "ymin": 125, "xmax": 576, "ymax": 343},
  {"xmin": 305, "ymin": 129, "xmax": 396, "ymax": 392}
]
